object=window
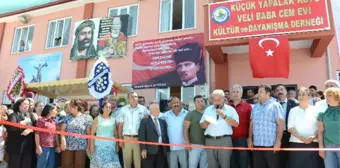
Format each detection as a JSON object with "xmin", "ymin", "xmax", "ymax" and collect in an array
[
  {"xmin": 46, "ymin": 17, "xmax": 72, "ymax": 49},
  {"xmin": 156, "ymin": 87, "xmax": 171, "ymax": 100},
  {"xmin": 181, "ymin": 86, "xmax": 195, "ymax": 103},
  {"xmin": 159, "ymin": 0, "xmax": 196, "ymax": 32},
  {"xmin": 155, "ymin": 86, "xmax": 195, "ymax": 102},
  {"xmin": 109, "ymin": 4, "xmax": 139, "ymax": 36},
  {"xmin": 11, "ymin": 25, "xmax": 35, "ymax": 53}
]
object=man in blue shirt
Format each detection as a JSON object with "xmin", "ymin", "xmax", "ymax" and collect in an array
[
  {"xmin": 159, "ymin": 97, "xmax": 188, "ymax": 168},
  {"xmin": 247, "ymin": 84, "xmax": 284, "ymax": 168}
]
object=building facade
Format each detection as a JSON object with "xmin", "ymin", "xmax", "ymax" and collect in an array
[{"xmin": 0, "ymin": 0, "xmax": 339, "ymax": 105}]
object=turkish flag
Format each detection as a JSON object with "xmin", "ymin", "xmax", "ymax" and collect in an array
[{"xmin": 248, "ymin": 36, "xmax": 290, "ymax": 78}]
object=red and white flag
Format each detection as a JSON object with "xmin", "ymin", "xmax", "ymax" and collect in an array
[{"xmin": 248, "ymin": 36, "xmax": 290, "ymax": 78}]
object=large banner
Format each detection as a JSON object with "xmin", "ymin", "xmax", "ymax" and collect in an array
[
  {"xmin": 209, "ymin": 0, "xmax": 330, "ymax": 41},
  {"xmin": 332, "ymin": 0, "xmax": 340, "ymax": 57},
  {"xmin": 18, "ymin": 52, "xmax": 63, "ymax": 83},
  {"xmin": 70, "ymin": 15, "xmax": 129, "ymax": 60},
  {"xmin": 132, "ymin": 34, "xmax": 205, "ymax": 89}
]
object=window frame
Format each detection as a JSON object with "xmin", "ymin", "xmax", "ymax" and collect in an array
[
  {"xmin": 45, "ymin": 16, "xmax": 72, "ymax": 49},
  {"xmin": 156, "ymin": 87, "xmax": 171, "ymax": 100},
  {"xmin": 180, "ymin": 86, "xmax": 196, "ymax": 102},
  {"xmin": 158, "ymin": 0, "xmax": 197, "ymax": 33},
  {"xmin": 155, "ymin": 86, "xmax": 196, "ymax": 102},
  {"xmin": 108, "ymin": 3, "xmax": 140, "ymax": 37},
  {"xmin": 11, "ymin": 24, "xmax": 35, "ymax": 54}
]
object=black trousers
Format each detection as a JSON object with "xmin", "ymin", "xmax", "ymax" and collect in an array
[
  {"xmin": 142, "ymin": 148, "xmax": 167, "ymax": 168},
  {"xmin": 118, "ymin": 147, "xmax": 124, "ymax": 168},
  {"xmin": 289, "ymin": 142, "xmax": 324, "ymax": 168},
  {"xmin": 280, "ymin": 132, "xmax": 290, "ymax": 168},
  {"xmin": 8, "ymin": 153, "xmax": 32, "ymax": 168},
  {"xmin": 252, "ymin": 146, "xmax": 279, "ymax": 168}
]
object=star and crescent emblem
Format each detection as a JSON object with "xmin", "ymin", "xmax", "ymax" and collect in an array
[{"xmin": 258, "ymin": 38, "xmax": 280, "ymax": 57}]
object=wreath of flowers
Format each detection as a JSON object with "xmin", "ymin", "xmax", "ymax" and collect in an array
[{"xmin": 6, "ymin": 66, "xmax": 26, "ymax": 102}]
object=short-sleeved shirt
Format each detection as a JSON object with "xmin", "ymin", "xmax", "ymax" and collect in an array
[
  {"xmin": 199, "ymin": 104, "xmax": 239, "ymax": 137},
  {"xmin": 317, "ymin": 105, "xmax": 340, "ymax": 145},
  {"xmin": 64, "ymin": 113, "xmax": 93, "ymax": 150},
  {"xmin": 119, "ymin": 104, "xmax": 149, "ymax": 135},
  {"xmin": 251, "ymin": 99, "xmax": 283, "ymax": 147},
  {"xmin": 184, "ymin": 110, "xmax": 205, "ymax": 145},
  {"xmin": 229, "ymin": 101, "xmax": 252, "ymax": 139},
  {"xmin": 288, "ymin": 106, "xmax": 320, "ymax": 143},
  {"xmin": 36, "ymin": 117, "xmax": 57, "ymax": 147},
  {"xmin": 160, "ymin": 109, "xmax": 188, "ymax": 151}
]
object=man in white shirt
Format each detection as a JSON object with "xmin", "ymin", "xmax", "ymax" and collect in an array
[
  {"xmin": 200, "ymin": 89, "xmax": 239, "ymax": 168},
  {"xmin": 118, "ymin": 91, "xmax": 149, "ymax": 168},
  {"xmin": 315, "ymin": 80, "xmax": 340, "ymax": 113}
]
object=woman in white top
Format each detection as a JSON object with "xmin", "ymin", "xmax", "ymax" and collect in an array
[{"xmin": 287, "ymin": 87, "xmax": 323, "ymax": 168}]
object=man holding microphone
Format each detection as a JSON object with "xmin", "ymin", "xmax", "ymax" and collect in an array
[{"xmin": 200, "ymin": 89, "xmax": 239, "ymax": 168}]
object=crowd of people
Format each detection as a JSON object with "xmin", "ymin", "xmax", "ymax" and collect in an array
[{"xmin": 0, "ymin": 79, "xmax": 339, "ymax": 168}]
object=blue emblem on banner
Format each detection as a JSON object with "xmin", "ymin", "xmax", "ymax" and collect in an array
[
  {"xmin": 88, "ymin": 62, "xmax": 110, "ymax": 93},
  {"xmin": 88, "ymin": 58, "xmax": 113, "ymax": 99},
  {"xmin": 212, "ymin": 6, "xmax": 231, "ymax": 24}
]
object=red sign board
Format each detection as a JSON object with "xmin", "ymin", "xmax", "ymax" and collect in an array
[{"xmin": 209, "ymin": 0, "xmax": 330, "ymax": 41}]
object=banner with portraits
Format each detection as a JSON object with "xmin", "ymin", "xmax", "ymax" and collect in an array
[
  {"xmin": 70, "ymin": 15, "xmax": 129, "ymax": 60},
  {"xmin": 132, "ymin": 33, "xmax": 206, "ymax": 89}
]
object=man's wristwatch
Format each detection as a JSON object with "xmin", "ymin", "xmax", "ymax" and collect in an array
[{"xmin": 223, "ymin": 115, "xmax": 227, "ymax": 119}]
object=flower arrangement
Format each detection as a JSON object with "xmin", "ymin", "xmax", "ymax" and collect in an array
[{"xmin": 6, "ymin": 66, "xmax": 26, "ymax": 102}]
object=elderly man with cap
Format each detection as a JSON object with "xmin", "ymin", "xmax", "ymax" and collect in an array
[
  {"xmin": 70, "ymin": 20, "xmax": 97, "ymax": 60},
  {"xmin": 315, "ymin": 79, "xmax": 340, "ymax": 113},
  {"xmin": 173, "ymin": 42, "xmax": 205, "ymax": 86}
]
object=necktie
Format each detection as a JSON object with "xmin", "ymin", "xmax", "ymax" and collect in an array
[
  {"xmin": 280, "ymin": 101, "xmax": 288, "ymax": 130},
  {"xmin": 154, "ymin": 118, "xmax": 161, "ymax": 137}
]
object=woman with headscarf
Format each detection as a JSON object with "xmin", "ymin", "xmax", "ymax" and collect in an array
[
  {"xmin": 318, "ymin": 87, "xmax": 340, "ymax": 168},
  {"xmin": 6, "ymin": 98, "xmax": 36, "ymax": 168}
]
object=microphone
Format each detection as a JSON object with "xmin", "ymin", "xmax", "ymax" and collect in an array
[{"xmin": 215, "ymin": 105, "xmax": 221, "ymax": 120}]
